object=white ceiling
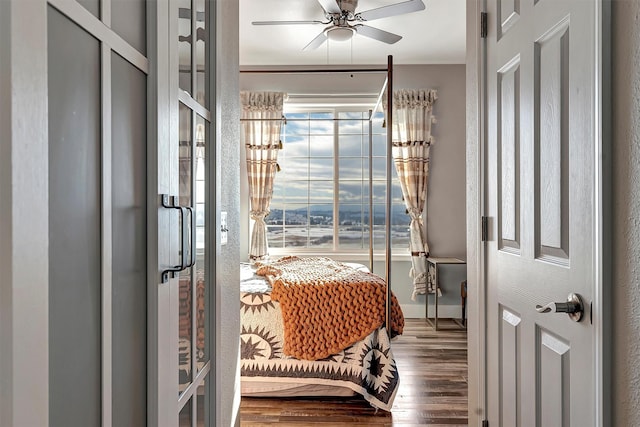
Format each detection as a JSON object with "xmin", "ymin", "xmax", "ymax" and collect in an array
[{"xmin": 239, "ymin": 0, "xmax": 467, "ymax": 66}]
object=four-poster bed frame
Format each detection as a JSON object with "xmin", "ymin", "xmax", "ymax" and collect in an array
[
  {"xmin": 238, "ymin": 56, "xmax": 406, "ymax": 410},
  {"xmin": 239, "ymin": 55, "xmax": 396, "ymax": 335}
]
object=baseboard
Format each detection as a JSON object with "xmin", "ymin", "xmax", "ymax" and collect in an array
[{"xmin": 400, "ymin": 303, "xmax": 465, "ymax": 320}]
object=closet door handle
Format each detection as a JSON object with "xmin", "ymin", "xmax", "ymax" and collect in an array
[
  {"xmin": 179, "ymin": 206, "xmax": 196, "ymax": 270},
  {"xmin": 161, "ymin": 194, "xmax": 196, "ymax": 283}
]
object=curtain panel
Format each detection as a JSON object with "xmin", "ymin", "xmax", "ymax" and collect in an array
[
  {"xmin": 241, "ymin": 91, "xmax": 285, "ymax": 260},
  {"xmin": 386, "ymin": 89, "xmax": 438, "ymax": 300}
]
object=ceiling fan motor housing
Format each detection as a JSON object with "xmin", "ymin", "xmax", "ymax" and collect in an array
[{"xmin": 339, "ymin": 0, "xmax": 358, "ymax": 14}]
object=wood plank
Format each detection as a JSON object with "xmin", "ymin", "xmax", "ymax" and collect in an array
[{"xmin": 239, "ymin": 319, "xmax": 468, "ymax": 426}]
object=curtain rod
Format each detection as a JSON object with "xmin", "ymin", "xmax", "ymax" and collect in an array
[
  {"xmin": 240, "ymin": 68, "xmax": 388, "ymax": 74},
  {"xmin": 286, "ymin": 93, "xmax": 378, "ymax": 98},
  {"xmin": 239, "ymin": 116, "xmax": 383, "ymax": 122}
]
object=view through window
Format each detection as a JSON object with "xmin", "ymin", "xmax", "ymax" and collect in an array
[{"xmin": 265, "ymin": 109, "xmax": 410, "ymax": 252}]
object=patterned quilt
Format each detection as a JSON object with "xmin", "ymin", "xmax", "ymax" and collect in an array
[{"xmin": 240, "ymin": 263, "xmax": 401, "ymax": 411}]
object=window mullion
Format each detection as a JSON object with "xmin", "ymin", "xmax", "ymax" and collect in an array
[
  {"xmin": 307, "ymin": 155, "xmax": 311, "ymax": 248},
  {"xmin": 333, "ymin": 109, "xmax": 339, "ymax": 251}
]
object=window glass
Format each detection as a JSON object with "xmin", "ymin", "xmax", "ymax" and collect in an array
[
  {"xmin": 177, "ymin": 102, "xmax": 192, "ymax": 392},
  {"xmin": 264, "ymin": 109, "xmax": 407, "ymax": 251},
  {"xmin": 310, "ymin": 158, "xmax": 333, "ymax": 180},
  {"xmin": 75, "ymin": 0, "xmax": 99, "ymax": 18},
  {"xmin": 178, "ymin": 0, "xmax": 192, "ymax": 95},
  {"xmin": 194, "ymin": 0, "xmax": 207, "ymax": 107},
  {"xmin": 112, "ymin": 0, "xmax": 146, "ymax": 54},
  {"xmin": 339, "ymin": 134, "xmax": 362, "ymax": 157}
]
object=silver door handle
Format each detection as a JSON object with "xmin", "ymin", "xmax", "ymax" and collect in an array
[{"xmin": 535, "ymin": 293, "xmax": 584, "ymax": 322}]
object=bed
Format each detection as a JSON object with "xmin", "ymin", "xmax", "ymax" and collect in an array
[
  {"xmin": 239, "ymin": 57, "xmax": 404, "ymax": 410},
  {"xmin": 239, "ymin": 256, "xmax": 404, "ymax": 411}
]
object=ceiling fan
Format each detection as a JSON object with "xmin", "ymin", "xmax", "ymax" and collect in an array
[{"xmin": 251, "ymin": 0, "xmax": 426, "ymax": 51}]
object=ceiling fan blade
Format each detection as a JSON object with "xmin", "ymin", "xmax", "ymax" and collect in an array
[
  {"xmin": 303, "ymin": 31, "xmax": 328, "ymax": 50},
  {"xmin": 252, "ymin": 20, "xmax": 325, "ymax": 25},
  {"xmin": 316, "ymin": 0, "xmax": 341, "ymax": 14},
  {"xmin": 356, "ymin": 0, "xmax": 425, "ymax": 21},
  {"xmin": 355, "ymin": 25, "xmax": 402, "ymax": 44}
]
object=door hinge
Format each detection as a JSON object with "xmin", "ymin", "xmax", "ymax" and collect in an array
[
  {"xmin": 482, "ymin": 420, "xmax": 489, "ymax": 427},
  {"xmin": 481, "ymin": 12, "xmax": 488, "ymax": 38},
  {"xmin": 481, "ymin": 216, "xmax": 489, "ymax": 241}
]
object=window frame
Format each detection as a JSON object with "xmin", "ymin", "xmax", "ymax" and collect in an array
[{"xmin": 253, "ymin": 105, "xmax": 410, "ymax": 257}]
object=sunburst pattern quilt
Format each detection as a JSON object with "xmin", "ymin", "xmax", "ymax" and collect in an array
[{"xmin": 240, "ymin": 263, "xmax": 401, "ymax": 411}]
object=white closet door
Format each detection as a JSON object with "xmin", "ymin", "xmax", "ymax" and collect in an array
[{"xmin": 47, "ymin": 1, "xmax": 150, "ymax": 426}]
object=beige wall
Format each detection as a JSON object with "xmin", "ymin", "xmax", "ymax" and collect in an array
[
  {"xmin": 612, "ymin": 0, "xmax": 640, "ymax": 425},
  {"xmin": 239, "ymin": 64, "xmax": 467, "ymax": 317},
  {"xmin": 393, "ymin": 65, "xmax": 467, "ymax": 317},
  {"xmin": 393, "ymin": 65, "xmax": 467, "ymax": 260}
]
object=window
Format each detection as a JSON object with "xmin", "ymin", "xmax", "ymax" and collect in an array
[{"xmin": 265, "ymin": 109, "xmax": 410, "ymax": 252}]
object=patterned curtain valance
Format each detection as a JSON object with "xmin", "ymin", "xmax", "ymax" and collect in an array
[
  {"xmin": 392, "ymin": 89, "xmax": 437, "ymax": 109},
  {"xmin": 241, "ymin": 91, "xmax": 286, "ymax": 112},
  {"xmin": 384, "ymin": 89, "xmax": 438, "ymax": 145}
]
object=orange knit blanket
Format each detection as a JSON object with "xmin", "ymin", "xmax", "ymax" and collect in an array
[{"xmin": 256, "ymin": 256, "xmax": 404, "ymax": 361}]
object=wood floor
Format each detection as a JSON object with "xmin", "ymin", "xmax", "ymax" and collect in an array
[{"xmin": 239, "ymin": 318, "xmax": 468, "ymax": 426}]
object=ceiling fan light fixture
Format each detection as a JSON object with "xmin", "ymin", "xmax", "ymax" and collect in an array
[{"xmin": 324, "ymin": 26, "xmax": 355, "ymax": 42}]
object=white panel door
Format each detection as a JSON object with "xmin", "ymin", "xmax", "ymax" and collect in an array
[{"xmin": 485, "ymin": 0, "xmax": 605, "ymax": 425}]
